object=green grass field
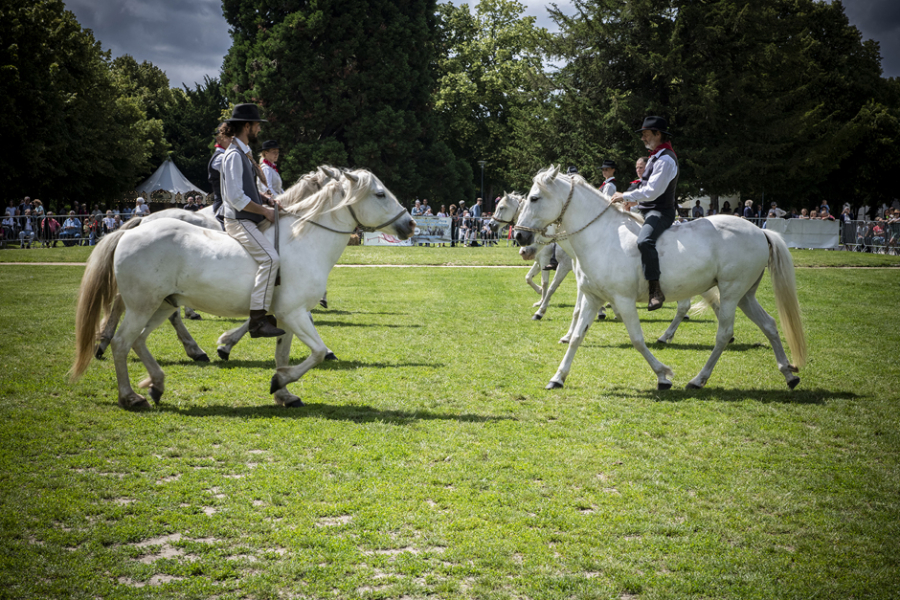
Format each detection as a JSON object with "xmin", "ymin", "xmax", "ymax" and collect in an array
[{"xmin": 1, "ymin": 247, "xmax": 898, "ymax": 599}]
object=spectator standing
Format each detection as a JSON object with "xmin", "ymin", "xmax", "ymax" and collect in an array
[
  {"xmin": 437, "ymin": 204, "xmax": 447, "ymax": 217},
  {"xmin": 769, "ymin": 202, "xmax": 786, "ymax": 218},
  {"xmin": 411, "ymin": 200, "xmax": 424, "ymax": 217},
  {"xmin": 839, "ymin": 207, "xmax": 854, "ymax": 248},
  {"xmin": 720, "ymin": 200, "xmax": 732, "ymax": 215},
  {"xmin": 32, "ymin": 199, "xmax": 45, "ymax": 218},
  {"xmin": 742, "ymin": 199, "xmax": 754, "ymax": 220},
  {"xmin": 113, "ymin": 214, "xmax": 123, "ymax": 230},
  {"xmin": 134, "ymin": 197, "xmax": 150, "ymax": 217},
  {"xmin": 18, "ymin": 209, "xmax": 36, "ymax": 248},
  {"xmin": 857, "ymin": 204, "xmax": 870, "ymax": 221},
  {"xmin": 18, "ymin": 196, "xmax": 33, "ymax": 217},
  {"xmin": 470, "ymin": 198, "xmax": 483, "ymax": 218},
  {"xmin": 103, "ymin": 210, "xmax": 117, "ymax": 232},
  {"xmin": 799, "ymin": 208, "xmax": 810, "ymax": 219},
  {"xmin": 422, "ymin": 198, "xmax": 431, "ymax": 214},
  {"xmin": 40, "ymin": 212, "xmax": 60, "ymax": 247},
  {"xmin": 692, "ymin": 200, "xmax": 705, "ymax": 219},
  {"xmin": 469, "ymin": 199, "xmax": 484, "ymax": 246},
  {"xmin": 449, "ymin": 204, "xmax": 458, "ymax": 246},
  {"xmin": 184, "ymin": 196, "xmax": 200, "ymax": 212}
]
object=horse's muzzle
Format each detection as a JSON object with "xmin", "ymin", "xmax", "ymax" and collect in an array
[
  {"xmin": 514, "ymin": 231, "xmax": 534, "ymax": 246},
  {"xmin": 487, "ymin": 220, "xmax": 499, "ymax": 232},
  {"xmin": 395, "ymin": 217, "xmax": 416, "ymax": 240},
  {"xmin": 519, "ymin": 246, "xmax": 536, "ymax": 261}
]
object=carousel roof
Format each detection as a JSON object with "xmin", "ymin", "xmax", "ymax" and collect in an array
[{"xmin": 136, "ymin": 158, "xmax": 205, "ymax": 195}]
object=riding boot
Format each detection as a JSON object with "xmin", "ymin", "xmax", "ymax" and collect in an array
[
  {"xmin": 543, "ymin": 258, "xmax": 558, "ymax": 271},
  {"xmin": 647, "ymin": 280, "xmax": 665, "ymax": 311},
  {"xmin": 249, "ymin": 309, "xmax": 286, "ymax": 338}
]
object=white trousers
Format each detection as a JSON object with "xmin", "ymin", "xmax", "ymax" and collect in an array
[{"xmin": 225, "ymin": 218, "xmax": 279, "ymax": 311}]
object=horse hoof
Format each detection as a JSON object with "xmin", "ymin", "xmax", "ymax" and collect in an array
[
  {"xmin": 94, "ymin": 346, "xmax": 105, "ymax": 360},
  {"xmin": 270, "ymin": 374, "xmax": 283, "ymax": 394},
  {"xmin": 319, "ymin": 299, "xmax": 328, "ymax": 309},
  {"xmin": 531, "ymin": 314, "xmax": 542, "ymax": 321},
  {"xmin": 657, "ymin": 382, "xmax": 672, "ymax": 390},
  {"xmin": 788, "ymin": 364, "xmax": 800, "ymax": 373},
  {"xmin": 729, "ymin": 337, "xmax": 735, "ymax": 344},
  {"xmin": 596, "ymin": 313, "xmax": 606, "ymax": 321},
  {"xmin": 559, "ymin": 339, "xmax": 570, "ymax": 344},
  {"xmin": 682, "ymin": 315, "xmax": 690, "ymax": 321},
  {"xmin": 546, "ymin": 381, "xmax": 564, "ymax": 390},
  {"xmin": 149, "ymin": 386, "xmax": 163, "ymax": 405},
  {"xmin": 788, "ymin": 377, "xmax": 800, "ymax": 390},
  {"xmin": 188, "ymin": 314, "xmax": 202, "ymax": 321},
  {"xmin": 216, "ymin": 348, "xmax": 230, "ymax": 361},
  {"xmin": 285, "ymin": 398, "xmax": 304, "ymax": 408},
  {"xmin": 193, "ymin": 354, "xmax": 210, "ymax": 363},
  {"xmin": 685, "ymin": 382, "xmax": 702, "ymax": 390},
  {"xmin": 656, "ymin": 338, "xmax": 668, "ymax": 345},
  {"xmin": 119, "ymin": 396, "xmax": 150, "ymax": 411},
  {"xmin": 325, "ymin": 352, "xmax": 338, "ymax": 361}
]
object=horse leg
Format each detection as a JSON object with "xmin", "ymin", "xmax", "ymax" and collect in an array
[
  {"xmin": 168, "ymin": 309, "xmax": 209, "ymax": 362},
  {"xmin": 319, "ymin": 291, "xmax": 328, "ymax": 309},
  {"xmin": 95, "ymin": 294, "xmax": 125, "ymax": 359},
  {"xmin": 308, "ymin": 311, "xmax": 337, "ymax": 360},
  {"xmin": 547, "ymin": 294, "xmax": 601, "ymax": 388},
  {"xmin": 184, "ymin": 306, "xmax": 202, "ymax": 320},
  {"xmin": 559, "ymin": 288, "xmax": 584, "ymax": 344},
  {"xmin": 272, "ymin": 328, "xmax": 303, "ymax": 407},
  {"xmin": 614, "ymin": 300, "xmax": 675, "ymax": 389},
  {"xmin": 526, "ymin": 262, "xmax": 542, "ymax": 296},
  {"xmin": 216, "ymin": 320, "xmax": 251, "ymax": 361},
  {"xmin": 685, "ymin": 298, "xmax": 739, "ymax": 390},
  {"xmin": 110, "ymin": 307, "xmax": 161, "ymax": 409},
  {"xmin": 133, "ymin": 305, "xmax": 179, "ymax": 404},
  {"xmin": 268, "ymin": 311, "xmax": 329, "ymax": 406},
  {"xmin": 737, "ymin": 292, "xmax": 801, "ymax": 389},
  {"xmin": 657, "ymin": 298, "xmax": 692, "ymax": 344}
]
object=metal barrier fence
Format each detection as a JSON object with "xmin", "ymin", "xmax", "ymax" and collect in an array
[
  {"xmin": 0, "ymin": 213, "xmax": 129, "ymax": 249},
  {"xmin": 839, "ymin": 219, "xmax": 900, "ymax": 254}
]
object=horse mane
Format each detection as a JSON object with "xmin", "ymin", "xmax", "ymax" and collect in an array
[
  {"xmin": 283, "ymin": 168, "xmax": 381, "ymax": 237},
  {"xmin": 279, "ymin": 169, "xmax": 332, "ymax": 209},
  {"xmin": 534, "ymin": 167, "xmax": 645, "ymax": 225}
]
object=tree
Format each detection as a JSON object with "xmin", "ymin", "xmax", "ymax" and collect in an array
[
  {"xmin": 221, "ymin": 0, "xmax": 470, "ymax": 203},
  {"xmin": 0, "ymin": 0, "xmax": 159, "ymax": 208},
  {"xmin": 434, "ymin": 0, "xmax": 548, "ymax": 203},
  {"xmin": 110, "ymin": 55, "xmax": 172, "ymax": 173}
]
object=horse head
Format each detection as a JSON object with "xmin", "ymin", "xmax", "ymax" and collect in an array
[
  {"xmin": 340, "ymin": 170, "xmax": 416, "ymax": 240},
  {"xmin": 488, "ymin": 191, "xmax": 523, "ymax": 233},
  {"xmin": 514, "ymin": 165, "xmax": 569, "ymax": 247}
]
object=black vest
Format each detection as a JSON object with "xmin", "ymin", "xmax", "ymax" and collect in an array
[
  {"xmin": 208, "ymin": 151, "xmax": 223, "ymax": 205},
  {"xmin": 637, "ymin": 149, "xmax": 679, "ymax": 212},
  {"xmin": 222, "ymin": 146, "xmax": 265, "ymax": 224}
]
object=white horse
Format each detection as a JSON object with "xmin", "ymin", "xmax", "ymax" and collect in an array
[
  {"xmin": 491, "ymin": 191, "xmax": 699, "ymax": 344},
  {"xmin": 71, "ymin": 169, "xmax": 415, "ymax": 409},
  {"xmin": 513, "ymin": 166, "xmax": 806, "ymax": 390},
  {"xmin": 94, "ymin": 168, "xmax": 337, "ymax": 362}
]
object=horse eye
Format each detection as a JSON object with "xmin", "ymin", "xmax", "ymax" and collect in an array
[
  {"xmin": 376, "ymin": 192, "xmax": 385, "ymax": 198},
  {"xmin": 530, "ymin": 195, "xmax": 540, "ymax": 203}
]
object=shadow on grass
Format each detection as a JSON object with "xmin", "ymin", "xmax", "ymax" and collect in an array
[
  {"xmin": 308, "ymin": 321, "xmax": 422, "ymax": 329},
  {"xmin": 155, "ymin": 358, "xmax": 444, "ymax": 371},
  {"xmin": 607, "ymin": 386, "xmax": 859, "ymax": 405},
  {"xmin": 158, "ymin": 402, "xmax": 512, "ymax": 424},
  {"xmin": 580, "ymin": 342, "xmax": 763, "ymax": 352}
]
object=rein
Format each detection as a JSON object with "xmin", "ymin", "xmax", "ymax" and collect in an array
[
  {"xmin": 514, "ymin": 179, "xmax": 614, "ymax": 243},
  {"xmin": 296, "ymin": 203, "xmax": 407, "ymax": 235}
]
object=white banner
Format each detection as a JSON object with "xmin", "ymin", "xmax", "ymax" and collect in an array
[
  {"xmin": 764, "ymin": 218, "xmax": 839, "ymax": 249},
  {"xmin": 363, "ymin": 231, "xmax": 413, "ymax": 246},
  {"xmin": 411, "ymin": 216, "xmax": 452, "ymax": 244}
]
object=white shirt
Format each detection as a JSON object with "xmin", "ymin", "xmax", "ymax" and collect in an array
[
  {"xmin": 221, "ymin": 137, "xmax": 254, "ymax": 212},
  {"xmin": 211, "ymin": 146, "xmax": 226, "ymax": 173},
  {"xmin": 770, "ymin": 206, "xmax": 786, "ymax": 218},
  {"xmin": 258, "ymin": 161, "xmax": 284, "ymax": 197},
  {"xmin": 599, "ymin": 177, "xmax": 617, "ymax": 194},
  {"xmin": 621, "ymin": 152, "xmax": 677, "ymax": 204},
  {"xmin": 134, "ymin": 204, "xmax": 150, "ymax": 216}
]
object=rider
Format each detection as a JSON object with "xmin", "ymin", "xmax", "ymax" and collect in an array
[
  {"xmin": 209, "ymin": 122, "xmax": 232, "ymax": 229},
  {"xmin": 220, "ymin": 103, "xmax": 285, "ymax": 338},
  {"xmin": 258, "ymin": 140, "xmax": 284, "ymax": 199},
  {"xmin": 627, "ymin": 157, "xmax": 647, "ymax": 192},
  {"xmin": 598, "ymin": 160, "xmax": 617, "ymax": 194},
  {"xmin": 610, "ymin": 116, "xmax": 679, "ymax": 311}
]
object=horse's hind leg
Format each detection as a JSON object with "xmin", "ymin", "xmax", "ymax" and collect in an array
[
  {"xmin": 134, "ymin": 305, "xmax": 180, "ymax": 404},
  {"xmin": 272, "ymin": 328, "xmax": 302, "ymax": 407},
  {"xmin": 657, "ymin": 298, "xmax": 692, "ymax": 344},
  {"xmin": 216, "ymin": 320, "xmax": 251, "ymax": 360},
  {"xmin": 96, "ymin": 294, "xmax": 125, "ymax": 359},
  {"xmin": 110, "ymin": 307, "xmax": 160, "ymax": 409},
  {"xmin": 737, "ymin": 292, "xmax": 801, "ymax": 389},
  {"xmin": 268, "ymin": 310, "xmax": 329, "ymax": 406},
  {"xmin": 168, "ymin": 310, "xmax": 209, "ymax": 362}
]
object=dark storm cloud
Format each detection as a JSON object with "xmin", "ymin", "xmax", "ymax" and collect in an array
[
  {"xmin": 65, "ymin": 0, "xmax": 232, "ymax": 88},
  {"xmin": 841, "ymin": 0, "xmax": 900, "ymax": 78}
]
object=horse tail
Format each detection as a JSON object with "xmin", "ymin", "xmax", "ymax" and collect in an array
[
  {"xmin": 71, "ymin": 230, "xmax": 126, "ymax": 382},
  {"xmin": 764, "ymin": 230, "xmax": 807, "ymax": 369},
  {"xmin": 119, "ymin": 216, "xmax": 143, "ymax": 230},
  {"xmin": 689, "ymin": 286, "xmax": 720, "ymax": 318}
]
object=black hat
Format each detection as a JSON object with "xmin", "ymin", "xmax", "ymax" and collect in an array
[
  {"xmin": 601, "ymin": 160, "xmax": 617, "ymax": 170},
  {"xmin": 635, "ymin": 116, "xmax": 671, "ymax": 136},
  {"xmin": 225, "ymin": 103, "xmax": 267, "ymax": 123},
  {"xmin": 567, "ymin": 166, "xmax": 579, "ymax": 174},
  {"xmin": 261, "ymin": 140, "xmax": 280, "ymax": 151}
]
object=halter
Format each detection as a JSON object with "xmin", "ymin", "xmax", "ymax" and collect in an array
[
  {"xmin": 490, "ymin": 200, "xmax": 521, "ymax": 226},
  {"xmin": 298, "ymin": 203, "xmax": 408, "ymax": 235},
  {"xmin": 513, "ymin": 178, "xmax": 614, "ymax": 243}
]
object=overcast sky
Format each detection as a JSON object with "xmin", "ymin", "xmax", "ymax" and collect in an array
[{"xmin": 65, "ymin": 0, "xmax": 900, "ymax": 89}]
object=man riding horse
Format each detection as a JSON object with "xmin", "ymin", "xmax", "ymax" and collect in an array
[{"xmin": 611, "ymin": 116, "xmax": 678, "ymax": 311}]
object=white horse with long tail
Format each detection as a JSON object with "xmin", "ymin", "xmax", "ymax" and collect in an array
[
  {"xmin": 513, "ymin": 166, "xmax": 806, "ymax": 390},
  {"xmin": 491, "ymin": 191, "xmax": 701, "ymax": 344},
  {"xmin": 71, "ymin": 169, "xmax": 415, "ymax": 409}
]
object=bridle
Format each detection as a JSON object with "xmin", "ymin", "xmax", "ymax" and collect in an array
[
  {"xmin": 513, "ymin": 177, "xmax": 614, "ymax": 243},
  {"xmin": 490, "ymin": 196, "xmax": 522, "ymax": 226}
]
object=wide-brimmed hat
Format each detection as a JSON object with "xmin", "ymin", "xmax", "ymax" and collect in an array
[
  {"xmin": 225, "ymin": 103, "xmax": 267, "ymax": 123},
  {"xmin": 261, "ymin": 140, "xmax": 279, "ymax": 151},
  {"xmin": 567, "ymin": 166, "xmax": 579, "ymax": 174},
  {"xmin": 635, "ymin": 116, "xmax": 672, "ymax": 136},
  {"xmin": 601, "ymin": 160, "xmax": 617, "ymax": 170}
]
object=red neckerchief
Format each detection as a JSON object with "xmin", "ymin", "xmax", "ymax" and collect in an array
[
  {"xmin": 630, "ymin": 179, "xmax": 641, "ymax": 185},
  {"xmin": 650, "ymin": 141, "xmax": 675, "ymax": 157},
  {"xmin": 215, "ymin": 144, "xmax": 226, "ymax": 150},
  {"xmin": 263, "ymin": 158, "xmax": 279, "ymax": 173}
]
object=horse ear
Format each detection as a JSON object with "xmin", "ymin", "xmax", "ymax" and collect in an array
[
  {"xmin": 343, "ymin": 171, "xmax": 359, "ymax": 184},
  {"xmin": 320, "ymin": 166, "xmax": 338, "ymax": 179},
  {"xmin": 548, "ymin": 165, "xmax": 559, "ymax": 181}
]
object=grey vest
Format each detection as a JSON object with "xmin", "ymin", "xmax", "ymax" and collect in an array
[
  {"xmin": 637, "ymin": 149, "xmax": 679, "ymax": 212},
  {"xmin": 222, "ymin": 146, "xmax": 264, "ymax": 224}
]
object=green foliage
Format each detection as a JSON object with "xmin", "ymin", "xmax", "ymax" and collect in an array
[
  {"xmin": 0, "ymin": 0, "xmax": 159, "ymax": 209},
  {"xmin": 434, "ymin": 0, "xmax": 549, "ymax": 201},
  {"xmin": 221, "ymin": 0, "xmax": 470, "ymax": 203}
]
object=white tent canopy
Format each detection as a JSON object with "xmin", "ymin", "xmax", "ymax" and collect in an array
[{"xmin": 136, "ymin": 158, "xmax": 205, "ymax": 196}]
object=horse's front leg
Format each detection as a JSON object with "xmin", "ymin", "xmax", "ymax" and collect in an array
[
  {"xmin": 560, "ymin": 287, "xmax": 585, "ymax": 344},
  {"xmin": 526, "ymin": 262, "xmax": 542, "ymax": 296},
  {"xmin": 216, "ymin": 319, "xmax": 251, "ymax": 361},
  {"xmin": 168, "ymin": 309, "xmax": 209, "ymax": 362},
  {"xmin": 268, "ymin": 310, "xmax": 329, "ymax": 407},
  {"xmin": 547, "ymin": 293, "xmax": 600, "ymax": 389},
  {"xmin": 614, "ymin": 299, "xmax": 674, "ymax": 390},
  {"xmin": 657, "ymin": 298, "xmax": 692, "ymax": 344}
]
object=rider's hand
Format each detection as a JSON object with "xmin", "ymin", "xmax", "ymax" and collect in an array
[
  {"xmin": 265, "ymin": 206, "xmax": 277, "ymax": 223},
  {"xmin": 610, "ymin": 192, "xmax": 625, "ymax": 204}
]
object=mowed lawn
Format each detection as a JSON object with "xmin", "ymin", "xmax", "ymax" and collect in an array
[{"xmin": 0, "ymin": 248, "xmax": 898, "ymax": 600}]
